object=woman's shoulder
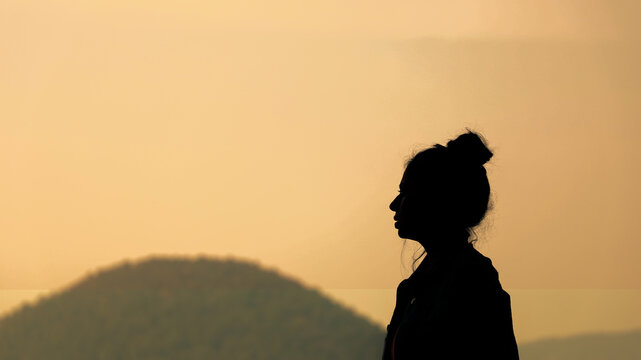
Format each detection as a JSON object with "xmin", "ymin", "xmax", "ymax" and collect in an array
[{"xmin": 457, "ymin": 246, "xmax": 502, "ymax": 289}]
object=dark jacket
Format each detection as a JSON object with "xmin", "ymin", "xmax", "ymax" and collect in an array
[{"xmin": 382, "ymin": 244, "xmax": 519, "ymax": 359}]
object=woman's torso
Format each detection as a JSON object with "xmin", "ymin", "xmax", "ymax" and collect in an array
[{"xmin": 382, "ymin": 244, "xmax": 519, "ymax": 360}]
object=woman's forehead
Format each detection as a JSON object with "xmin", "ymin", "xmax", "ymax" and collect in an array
[
  {"xmin": 401, "ymin": 166, "xmax": 421, "ymax": 184},
  {"xmin": 399, "ymin": 171, "xmax": 410, "ymax": 188},
  {"xmin": 399, "ymin": 170, "xmax": 417, "ymax": 190}
]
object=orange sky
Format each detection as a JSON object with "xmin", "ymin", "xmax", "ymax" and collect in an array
[{"xmin": 1, "ymin": 0, "xmax": 640, "ymax": 343}]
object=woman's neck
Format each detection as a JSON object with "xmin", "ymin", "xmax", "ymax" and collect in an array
[{"xmin": 416, "ymin": 228, "xmax": 470, "ymax": 263}]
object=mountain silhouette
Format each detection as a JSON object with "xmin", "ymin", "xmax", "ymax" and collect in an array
[
  {"xmin": 0, "ymin": 256, "xmax": 385, "ymax": 359},
  {"xmin": 519, "ymin": 329, "xmax": 641, "ymax": 360}
]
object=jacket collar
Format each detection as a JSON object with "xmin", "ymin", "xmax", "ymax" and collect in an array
[{"xmin": 406, "ymin": 241, "xmax": 474, "ymax": 289}]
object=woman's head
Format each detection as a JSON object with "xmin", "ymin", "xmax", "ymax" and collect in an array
[{"xmin": 389, "ymin": 130, "xmax": 493, "ymax": 250}]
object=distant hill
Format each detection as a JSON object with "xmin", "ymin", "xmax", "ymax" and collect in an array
[
  {"xmin": 519, "ymin": 329, "xmax": 641, "ymax": 360},
  {"xmin": 0, "ymin": 256, "xmax": 385, "ymax": 359},
  {"xmin": 4, "ymin": 255, "xmax": 639, "ymax": 359}
]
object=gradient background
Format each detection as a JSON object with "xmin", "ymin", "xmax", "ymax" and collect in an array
[{"xmin": 2, "ymin": 0, "xmax": 640, "ymax": 344}]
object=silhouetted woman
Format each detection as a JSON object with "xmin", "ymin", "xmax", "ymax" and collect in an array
[{"xmin": 383, "ymin": 130, "xmax": 519, "ymax": 359}]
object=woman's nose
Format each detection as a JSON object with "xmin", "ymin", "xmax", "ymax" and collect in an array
[{"xmin": 389, "ymin": 194, "xmax": 400, "ymax": 211}]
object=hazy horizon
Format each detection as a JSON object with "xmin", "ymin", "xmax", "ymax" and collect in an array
[{"xmin": 3, "ymin": 255, "xmax": 641, "ymax": 344}]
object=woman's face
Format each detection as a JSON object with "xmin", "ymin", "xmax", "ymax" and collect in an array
[{"xmin": 389, "ymin": 170, "xmax": 436, "ymax": 241}]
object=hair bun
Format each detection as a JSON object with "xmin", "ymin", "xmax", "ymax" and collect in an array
[{"xmin": 446, "ymin": 130, "xmax": 493, "ymax": 167}]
